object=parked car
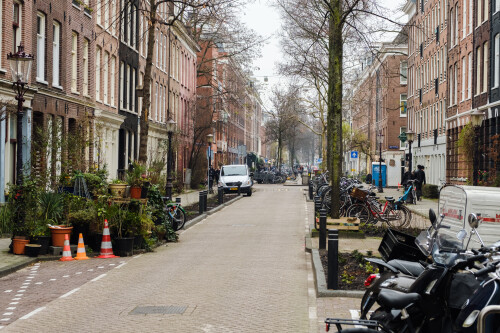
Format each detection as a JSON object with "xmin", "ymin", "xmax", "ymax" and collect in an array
[{"xmin": 218, "ymin": 164, "xmax": 253, "ymax": 196}]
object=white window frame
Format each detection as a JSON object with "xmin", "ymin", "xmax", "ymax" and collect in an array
[
  {"xmin": 111, "ymin": 0, "xmax": 117, "ymax": 36},
  {"xmin": 495, "ymin": 34, "xmax": 500, "ymax": 88},
  {"xmin": 477, "ymin": 46, "xmax": 481, "ymax": 95},
  {"xmin": 469, "ymin": 0, "xmax": 473, "ymax": 33},
  {"xmin": 131, "ymin": 67, "xmax": 136, "ymax": 112},
  {"xmin": 484, "ymin": 0, "xmax": 489, "ymax": 23},
  {"xmin": 478, "ymin": 0, "xmax": 482, "ymax": 28},
  {"xmin": 119, "ymin": 61, "xmax": 124, "ymax": 108},
  {"xmin": 104, "ymin": 0, "xmax": 109, "ymax": 30},
  {"xmin": 103, "ymin": 51, "xmax": 109, "ymax": 104},
  {"xmin": 462, "ymin": 0, "xmax": 466, "ymax": 38},
  {"xmin": 111, "ymin": 56, "xmax": 116, "ymax": 106},
  {"xmin": 71, "ymin": 32, "xmax": 78, "ymax": 93},
  {"xmin": 468, "ymin": 52, "xmax": 472, "ymax": 99},
  {"xmin": 400, "ymin": 61, "xmax": 408, "ymax": 84},
  {"xmin": 96, "ymin": 47, "xmax": 101, "ymax": 101},
  {"xmin": 483, "ymin": 41, "xmax": 489, "ymax": 93},
  {"xmin": 400, "ymin": 94, "xmax": 407, "ymax": 117},
  {"xmin": 155, "ymin": 82, "xmax": 159, "ymax": 121},
  {"xmin": 52, "ymin": 22, "xmax": 60, "ymax": 87},
  {"xmin": 96, "ymin": 0, "xmax": 102, "ymax": 26},
  {"xmin": 126, "ymin": 64, "xmax": 130, "ymax": 110},
  {"xmin": 83, "ymin": 39, "xmax": 89, "ymax": 96},
  {"xmin": 496, "ymin": 0, "xmax": 500, "ymax": 14},
  {"xmin": 462, "ymin": 56, "xmax": 466, "ymax": 101},
  {"xmin": 36, "ymin": 12, "xmax": 46, "ymax": 82}
]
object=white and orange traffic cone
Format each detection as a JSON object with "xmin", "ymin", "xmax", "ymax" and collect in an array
[
  {"xmin": 97, "ymin": 220, "xmax": 118, "ymax": 259},
  {"xmin": 74, "ymin": 233, "xmax": 89, "ymax": 260},
  {"xmin": 59, "ymin": 234, "xmax": 74, "ymax": 261}
]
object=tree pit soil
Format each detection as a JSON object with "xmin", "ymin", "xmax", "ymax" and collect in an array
[
  {"xmin": 183, "ymin": 193, "xmax": 239, "ymax": 221},
  {"xmin": 319, "ymin": 249, "xmax": 371, "ymax": 290}
]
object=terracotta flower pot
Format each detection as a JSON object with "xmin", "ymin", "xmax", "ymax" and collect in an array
[
  {"xmin": 12, "ymin": 238, "xmax": 30, "ymax": 255},
  {"xmin": 130, "ymin": 186, "xmax": 141, "ymax": 199},
  {"xmin": 49, "ymin": 226, "xmax": 73, "ymax": 247}
]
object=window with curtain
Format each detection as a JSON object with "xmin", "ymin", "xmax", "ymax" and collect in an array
[
  {"xmin": 103, "ymin": 51, "xmax": 109, "ymax": 103},
  {"xmin": 36, "ymin": 12, "xmax": 46, "ymax": 82},
  {"xmin": 96, "ymin": 47, "xmax": 101, "ymax": 100},
  {"xmin": 111, "ymin": 56, "xmax": 116, "ymax": 106},
  {"xmin": 483, "ymin": 41, "xmax": 488, "ymax": 93},
  {"xmin": 52, "ymin": 22, "xmax": 60, "ymax": 87},
  {"xmin": 400, "ymin": 61, "xmax": 408, "ymax": 84},
  {"xmin": 468, "ymin": 52, "xmax": 472, "ymax": 98},
  {"xmin": 462, "ymin": 57, "xmax": 466, "ymax": 101},
  {"xmin": 477, "ymin": 46, "xmax": 481, "ymax": 95},
  {"xmin": 71, "ymin": 32, "xmax": 78, "ymax": 92},
  {"xmin": 495, "ymin": 34, "xmax": 500, "ymax": 88},
  {"xmin": 83, "ymin": 39, "xmax": 89, "ymax": 96}
]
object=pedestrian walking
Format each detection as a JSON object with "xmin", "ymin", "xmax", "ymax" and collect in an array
[{"xmin": 415, "ymin": 165, "xmax": 426, "ymax": 201}]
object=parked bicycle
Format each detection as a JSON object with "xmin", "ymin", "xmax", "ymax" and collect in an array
[{"xmin": 162, "ymin": 198, "xmax": 186, "ymax": 231}]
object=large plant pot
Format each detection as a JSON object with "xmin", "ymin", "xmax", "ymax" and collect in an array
[
  {"xmin": 109, "ymin": 183, "xmax": 127, "ymax": 197},
  {"xmin": 114, "ymin": 237, "xmax": 134, "ymax": 257},
  {"xmin": 12, "ymin": 238, "xmax": 30, "ymax": 255},
  {"xmin": 33, "ymin": 235, "xmax": 51, "ymax": 255},
  {"xmin": 130, "ymin": 186, "xmax": 141, "ymax": 199},
  {"xmin": 49, "ymin": 226, "xmax": 73, "ymax": 247},
  {"xmin": 25, "ymin": 244, "xmax": 42, "ymax": 257}
]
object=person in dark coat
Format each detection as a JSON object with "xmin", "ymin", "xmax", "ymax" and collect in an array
[
  {"xmin": 402, "ymin": 167, "xmax": 411, "ymax": 186},
  {"xmin": 415, "ymin": 165, "xmax": 426, "ymax": 201}
]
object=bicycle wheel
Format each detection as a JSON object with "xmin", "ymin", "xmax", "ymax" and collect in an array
[
  {"xmin": 383, "ymin": 204, "xmax": 408, "ymax": 228},
  {"xmin": 173, "ymin": 208, "xmax": 186, "ymax": 230},
  {"xmin": 346, "ymin": 204, "xmax": 371, "ymax": 223},
  {"xmin": 400, "ymin": 205, "xmax": 412, "ymax": 227}
]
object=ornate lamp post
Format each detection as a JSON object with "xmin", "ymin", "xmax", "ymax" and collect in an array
[
  {"xmin": 406, "ymin": 129, "xmax": 415, "ymax": 173},
  {"xmin": 165, "ymin": 118, "xmax": 176, "ymax": 199},
  {"xmin": 470, "ymin": 110, "xmax": 484, "ymax": 186},
  {"xmin": 7, "ymin": 43, "xmax": 34, "ymax": 185}
]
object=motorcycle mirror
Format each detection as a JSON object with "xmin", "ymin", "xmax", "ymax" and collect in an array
[
  {"xmin": 429, "ymin": 209, "xmax": 437, "ymax": 225},
  {"xmin": 468, "ymin": 213, "xmax": 480, "ymax": 229},
  {"xmin": 457, "ymin": 229, "xmax": 467, "ymax": 241}
]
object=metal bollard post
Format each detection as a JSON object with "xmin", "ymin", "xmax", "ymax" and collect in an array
[
  {"xmin": 199, "ymin": 191, "xmax": 204, "ymax": 214},
  {"xmin": 314, "ymin": 195, "xmax": 321, "ymax": 217},
  {"xmin": 203, "ymin": 190, "xmax": 208, "ymax": 211},
  {"xmin": 175, "ymin": 198, "xmax": 181, "ymax": 204},
  {"xmin": 319, "ymin": 209, "xmax": 327, "ymax": 249},
  {"xmin": 327, "ymin": 229, "xmax": 339, "ymax": 290},
  {"xmin": 308, "ymin": 181, "xmax": 313, "ymax": 200},
  {"xmin": 237, "ymin": 182, "xmax": 242, "ymax": 196},
  {"xmin": 217, "ymin": 186, "xmax": 224, "ymax": 204}
]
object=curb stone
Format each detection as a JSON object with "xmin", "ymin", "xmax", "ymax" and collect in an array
[
  {"xmin": 311, "ymin": 249, "xmax": 364, "ymax": 298},
  {"xmin": 183, "ymin": 195, "xmax": 244, "ymax": 229}
]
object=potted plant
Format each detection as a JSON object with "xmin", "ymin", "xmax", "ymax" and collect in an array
[
  {"xmin": 24, "ymin": 243, "xmax": 42, "ymax": 257},
  {"xmin": 42, "ymin": 192, "xmax": 72, "ymax": 247},
  {"xmin": 127, "ymin": 162, "xmax": 146, "ymax": 199},
  {"xmin": 110, "ymin": 206, "xmax": 138, "ymax": 257},
  {"xmin": 109, "ymin": 179, "xmax": 127, "ymax": 197}
]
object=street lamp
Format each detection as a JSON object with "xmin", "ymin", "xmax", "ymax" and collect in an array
[
  {"xmin": 378, "ymin": 131, "xmax": 384, "ymax": 193},
  {"xmin": 470, "ymin": 110, "xmax": 484, "ymax": 186},
  {"xmin": 207, "ymin": 133, "xmax": 214, "ymax": 193},
  {"xmin": 165, "ymin": 118, "xmax": 176, "ymax": 199},
  {"xmin": 406, "ymin": 129, "xmax": 415, "ymax": 173},
  {"xmin": 7, "ymin": 43, "xmax": 34, "ymax": 185}
]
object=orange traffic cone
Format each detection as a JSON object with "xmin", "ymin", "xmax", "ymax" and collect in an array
[
  {"xmin": 97, "ymin": 219, "xmax": 118, "ymax": 259},
  {"xmin": 59, "ymin": 234, "xmax": 74, "ymax": 261},
  {"xmin": 74, "ymin": 233, "xmax": 89, "ymax": 260}
]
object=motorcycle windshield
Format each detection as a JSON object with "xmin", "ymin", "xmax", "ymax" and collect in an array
[{"xmin": 432, "ymin": 233, "xmax": 466, "ymax": 266}]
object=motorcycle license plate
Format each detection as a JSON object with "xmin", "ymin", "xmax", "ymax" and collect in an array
[{"xmin": 230, "ymin": 187, "xmax": 238, "ymax": 191}]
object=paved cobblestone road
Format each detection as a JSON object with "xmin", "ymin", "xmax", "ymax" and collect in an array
[{"xmin": 3, "ymin": 185, "xmax": 316, "ymax": 332}]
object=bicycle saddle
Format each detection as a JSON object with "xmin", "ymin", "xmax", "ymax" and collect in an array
[{"xmin": 384, "ymin": 196, "xmax": 395, "ymax": 202}]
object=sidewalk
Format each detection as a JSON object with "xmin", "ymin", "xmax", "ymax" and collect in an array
[
  {"xmin": 376, "ymin": 187, "xmax": 439, "ymax": 221},
  {"xmin": 0, "ymin": 188, "xmax": 215, "ymax": 278}
]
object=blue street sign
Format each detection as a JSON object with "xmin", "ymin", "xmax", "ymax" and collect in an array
[
  {"xmin": 317, "ymin": 158, "xmax": 323, "ymax": 163},
  {"xmin": 351, "ymin": 151, "xmax": 358, "ymax": 159}
]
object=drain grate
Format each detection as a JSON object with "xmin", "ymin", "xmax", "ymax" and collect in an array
[{"xmin": 130, "ymin": 305, "xmax": 188, "ymax": 315}]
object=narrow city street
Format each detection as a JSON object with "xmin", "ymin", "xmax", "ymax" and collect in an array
[{"xmin": 2, "ymin": 185, "xmax": 316, "ymax": 332}]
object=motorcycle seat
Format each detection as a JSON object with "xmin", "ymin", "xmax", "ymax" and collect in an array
[
  {"xmin": 387, "ymin": 259, "xmax": 425, "ymax": 277},
  {"xmin": 378, "ymin": 289, "xmax": 421, "ymax": 309}
]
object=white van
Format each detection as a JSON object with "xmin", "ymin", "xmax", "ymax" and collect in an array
[
  {"xmin": 438, "ymin": 185, "xmax": 500, "ymax": 247},
  {"xmin": 218, "ymin": 164, "xmax": 253, "ymax": 196}
]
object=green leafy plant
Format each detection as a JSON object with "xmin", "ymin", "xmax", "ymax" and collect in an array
[
  {"xmin": 351, "ymin": 249, "xmax": 364, "ymax": 264},
  {"xmin": 341, "ymin": 271, "xmax": 355, "ymax": 284},
  {"xmin": 127, "ymin": 161, "xmax": 147, "ymax": 187}
]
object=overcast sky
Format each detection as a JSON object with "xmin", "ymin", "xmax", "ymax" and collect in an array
[{"xmin": 238, "ymin": 0, "xmax": 407, "ymax": 110}]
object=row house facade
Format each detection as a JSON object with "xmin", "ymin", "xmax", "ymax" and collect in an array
[
  {"xmin": 0, "ymin": 0, "xmax": 198, "ymax": 201},
  {"xmin": 404, "ymin": 0, "xmax": 448, "ymax": 186},
  {"xmin": 350, "ymin": 35, "xmax": 408, "ymax": 187},
  {"xmin": 196, "ymin": 37, "xmax": 267, "ymax": 169}
]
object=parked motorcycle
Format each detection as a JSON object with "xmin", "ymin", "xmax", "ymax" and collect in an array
[{"xmin": 326, "ymin": 210, "xmax": 496, "ymax": 333}]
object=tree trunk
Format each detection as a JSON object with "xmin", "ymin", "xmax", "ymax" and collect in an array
[
  {"xmin": 138, "ymin": 0, "xmax": 157, "ymax": 164},
  {"xmin": 328, "ymin": 0, "xmax": 343, "ymax": 219}
]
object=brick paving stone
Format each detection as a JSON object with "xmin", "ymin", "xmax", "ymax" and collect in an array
[{"xmin": 4, "ymin": 185, "xmax": 315, "ymax": 333}]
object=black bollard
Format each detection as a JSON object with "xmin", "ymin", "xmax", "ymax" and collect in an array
[
  {"xmin": 217, "ymin": 186, "xmax": 224, "ymax": 204},
  {"xmin": 319, "ymin": 209, "xmax": 327, "ymax": 249},
  {"xmin": 237, "ymin": 182, "xmax": 242, "ymax": 196},
  {"xmin": 308, "ymin": 180, "xmax": 313, "ymax": 200},
  {"xmin": 204, "ymin": 190, "xmax": 208, "ymax": 211},
  {"xmin": 199, "ymin": 191, "xmax": 204, "ymax": 214},
  {"xmin": 327, "ymin": 229, "xmax": 339, "ymax": 289},
  {"xmin": 314, "ymin": 195, "xmax": 321, "ymax": 216},
  {"xmin": 175, "ymin": 197, "xmax": 181, "ymax": 204}
]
